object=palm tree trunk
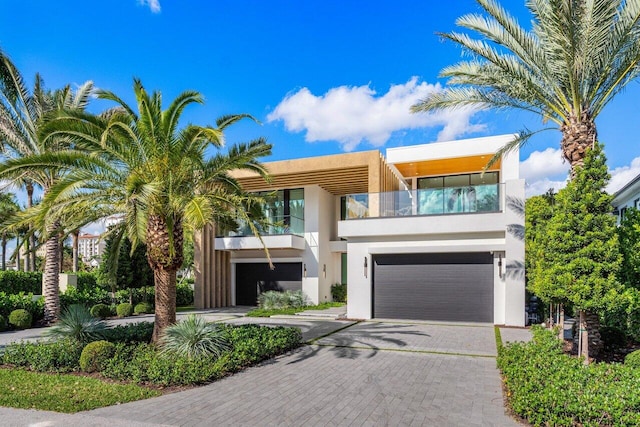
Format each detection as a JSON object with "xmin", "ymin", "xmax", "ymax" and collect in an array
[
  {"xmin": 579, "ymin": 310, "xmax": 589, "ymax": 364},
  {"xmin": 561, "ymin": 112, "xmax": 597, "ymax": 174},
  {"xmin": 24, "ymin": 237, "xmax": 30, "ymax": 272},
  {"xmin": 147, "ymin": 214, "xmax": 184, "ymax": 342},
  {"xmin": 72, "ymin": 230, "xmax": 79, "ymax": 272},
  {"xmin": 26, "ymin": 182, "xmax": 34, "ymax": 272},
  {"xmin": 151, "ymin": 267, "xmax": 177, "ymax": 342},
  {"xmin": 59, "ymin": 232, "xmax": 64, "ymax": 272},
  {"xmin": 1, "ymin": 233, "xmax": 6, "ymax": 271},
  {"xmin": 43, "ymin": 220, "xmax": 61, "ymax": 324},
  {"xmin": 15, "ymin": 235, "xmax": 20, "ymax": 271}
]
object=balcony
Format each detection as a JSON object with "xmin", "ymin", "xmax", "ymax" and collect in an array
[
  {"xmin": 216, "ymin": 215, "xmax": 305, "ymax": 251},
  {"xmin": 343, "ymin": 184, "xmax": 502, "ymax": 219}
]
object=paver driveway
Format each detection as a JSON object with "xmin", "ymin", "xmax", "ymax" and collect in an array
[
  {"xmin": 86, "ymin": 320, "xmax": 516, "ymax": 426},
  {"xmin": 0, "ymin": 319, "xmax": 520, "ymax": 426}
]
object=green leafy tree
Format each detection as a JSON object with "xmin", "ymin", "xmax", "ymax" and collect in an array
[
  {"xmin": 618, "ymin": 208, "xmax": 640, "ymax": 289},
  {"xmin": 98, "ymin": 232, "xmax": 153, "ymax": 299},
  {"xmin": 35, "ymin": 79, "xmax": 271, "ymax": 341},
  {"xmin": 0, "ymin": 48, "xmax": 93, "ymax": 323},
  {"xmin": 537, "ymin": 143, "xmax": 622, "ymax": 360},
  {"xmin": 412, "ymin": 0, "xmax": 640, "ymax": 174}
]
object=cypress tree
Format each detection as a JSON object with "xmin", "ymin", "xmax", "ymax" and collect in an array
[{"xmin": 538, "ymin": 142, "xmax": 622, "ymax": 360}]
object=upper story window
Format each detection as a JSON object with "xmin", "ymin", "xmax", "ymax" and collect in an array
[{"xmin": 416, "ymin": 172, "xmax": 500, "ymax": 214}]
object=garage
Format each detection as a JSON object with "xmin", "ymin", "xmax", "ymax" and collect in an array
[
  {"xmin": 235, "ymin": 262, "xmax": 303, "ymax": 306},
  {"xmin": 372, "ymin": 253, "xmax": 494, "ymax": 322}
]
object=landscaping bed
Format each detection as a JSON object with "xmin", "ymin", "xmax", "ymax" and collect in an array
[
  {"xmin": 0, "ymin": 319, "xmax": 302, "ymax": 412},
  {"xmin": 497, "ymin": 326, "xmax": 640, "ymax": 426},
  {"xmin": 246, "ymin": 302, "xmax": 345, "ymax": 317}
]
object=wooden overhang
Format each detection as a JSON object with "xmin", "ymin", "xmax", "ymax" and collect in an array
[
  {"xmin": 393, "ymin": 154, "xmax": 501, "ymax": 178},
  {"xmin": 232, "ymin": 150, "xmax": 402, "ymax": 196}
]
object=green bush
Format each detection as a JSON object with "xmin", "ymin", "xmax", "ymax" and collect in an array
[
  {"xmin": 331, "ymin": 283, "xmax": 347, "ymax": 302},
  {"xmin": 0, "ymin": 314, "xmax": 6, "ymax": 331},
  {"xmin": 498, "ymin": 326, "xmax": 640, "ymax": 426},
  {"xmin": 60, "ymin": 286, "xmax": 110, "ymax": 309},
  {"xmin": 9, "ymin": 309, "xmax": 32, "ymax": 329},
  {"xmin": 160, "ymin": 315, "xmax": 229, "ymax": 359},
  {"xmin": 102, "ymin": 322, "xmax": 153, "ymax": 343},
  {"xmin": 75, "ymin": 272, "xmax": 99, "ymax": 292},
  {"xmin": 133, "ymin": 302, "xmax": 153, "ymax": 315},
  {"xmin": 80, "ymin": 340, "xmax": 116, "ymax": 373},
  {"xmin": 46, "ymin": 304, "xmax": 107, "ymax": 344},
  {"xmin": 116, "ymin": 303, "xmax": 133, "ymax": 317},
  {"xmin": 0, "ymin": 292, "xmax": 44, "ymax": 321},
  {"xmin": 625, "ymin": 350, "xmax": 640, "ymax": 368},
  {"xmin": 176, "ymin": 281, "xmax": 194, "ymax": 306},
  {"xmin": 0, "ymin": 271, "xmax": 42, "ymax": 294},
  {"xmin": 90, "ymin": 304, "xmax": 111, "ymax": 319},
  {"xmin": 2, "ymin": 339, "xmax": 84, "ymax": 372},
  {"xmin": 258, "ymin": 290, "xmax": 308, "ymax": 310}
]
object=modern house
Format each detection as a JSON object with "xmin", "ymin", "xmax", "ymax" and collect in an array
[
  {"xmin": 612, "ymin": 172, "xmax": 640, "ymax": 223},
  {"xmin": 194, "ymin": 134, "xmax": 526, "ymax": 326}
]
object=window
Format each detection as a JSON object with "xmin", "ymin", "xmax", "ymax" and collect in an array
[{"xmin": 416, "ymin": 172, "xmax": 500, "ymax": 214}]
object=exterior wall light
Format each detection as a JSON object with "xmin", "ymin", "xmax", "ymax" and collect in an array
[
  {"xmin": 498, "ymin": 254, "xmax": 503, "ymax": 279},
  {"xmin": 303, "ymin": 263, "xmax": 307, "ymax": 278},
  {"xmin": 322, "ymin": 264, "xmax": 326, "ymax": 278},
  {"xmin": 364, "ymin": 257, "xmax": 368, "ymax": 278}
]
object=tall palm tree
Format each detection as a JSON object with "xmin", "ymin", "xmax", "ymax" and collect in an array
[
  {"xmin": 412, "ymin": 0, "xmax": 640, "ymax": 360},
  {"xmin": 36, "ymin": 79, "xmax": 272, "ymax": 341},
  {"xmin": 0, "ymin": 192, "xmax": 19, "ymax": 270},
  {"xmin": 0, "ymin": 47, "xmax": 94, "ymax": 322},
  {"xmin": 412, "ymin": 0, "xmax": 640, "ymax": 170}
]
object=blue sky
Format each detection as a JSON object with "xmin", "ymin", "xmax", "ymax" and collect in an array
[{"xmin": 2, "ymin": 0, "xmax": 640, "ymax": 212}]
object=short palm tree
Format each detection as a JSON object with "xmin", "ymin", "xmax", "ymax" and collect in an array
[
  {"xmin": 412, "ymin": 0, "xmax": 640, "ymax": 172},
  {"xmin": 37, "ymin": 78, "xmax": 272, "ymax": 341},
  {"xmin": 0, "ymin": 48, "xmax": 94, "ymax": 322}
]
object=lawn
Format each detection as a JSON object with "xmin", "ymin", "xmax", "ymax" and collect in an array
[
  {"xmin": 0, "ymin": 368, "xmax": 159, "ymax": 413},
  {"xmin": 246, "ymin": 302, "xmax": 345, "ymax": 317}
]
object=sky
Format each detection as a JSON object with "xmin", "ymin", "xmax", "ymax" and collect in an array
[{"xmin": 2, "ymin": 0, "xmax": 640, "ymax": 236}]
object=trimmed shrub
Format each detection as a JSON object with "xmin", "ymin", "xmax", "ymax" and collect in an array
[
  {"xmin": 498, "ymin": 326, "xmax": 640, "ymax": 426},
  {"xmin": 0, "ymin": 271, "xmax": 42, "ymax": 294},
  {"xmin": 625, "ymin": 349, "xmax": 640, "ymax": 368},
  {"xmin": 0, "ymin": 292, "xmax": 44, "ymax": 322},
  {"xmin": 160, "ymin": 315, "xmax": 229, "ymax": 359},
  {"xmin": 9, "ymin": 309, "xmax": 32, "ymax": 329},
  {"xmin": 103, "ymin": 322, "xmax": 153, "ymax": 343},
  {"xmin": 90, "ymin": 303, "xmax": 111, "ymax": 319},
  {"xmin": 80, "ymin": 340, "xmax": 116, "ymax": 373},
  {"xmin": 116, "ymin": 303, "xmax": 133, "ymax": 317},
  {"xmin": 60, "ymin": 286, "xmax": 110, "ymax": 309},
  {"xmin": 2, "ymin": 339, "xmax": 84, "ymax": 372},
  {"xmin": 134, "ymin": 302, "xmax": 153, "ymax": 315},
  {"xmin": 46, "ymin": 304, "xmax": 107, "ymax": 344},
  {"xmin": 0, "ymin": 314, "xmax": 6, "ymax": 331},
  {"xmin": 331, "ymin": 283, "xmax": 347, "ymax": 303}
]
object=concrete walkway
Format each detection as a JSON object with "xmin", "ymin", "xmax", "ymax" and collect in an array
[{"xmin": 0, "ymin": 313, "xmax": 527, "ymax": 426}]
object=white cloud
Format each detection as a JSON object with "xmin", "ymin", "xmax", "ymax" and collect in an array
[
  {"xmin": 520, "ymin": 148, "xmax": 569, "ymax": 198},
  {"xmin": 137, "ymin": 0, "xmax": 161, "ymax": 13},
  {"xmin": 267, "ymin": 77, "xmax": 485, "ymax": 151},
  {"xmin": 607, "ymin": 157, "xmax": 640, "ymax": 194}
]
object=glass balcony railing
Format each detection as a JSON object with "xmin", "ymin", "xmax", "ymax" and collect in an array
[
  {"xmin": 343, "ymin": 184, "xmax": 502, "ymax": 219},
  {"xmin": 221, "ymin": 215, "xmax": 304, "ymax": 237}
]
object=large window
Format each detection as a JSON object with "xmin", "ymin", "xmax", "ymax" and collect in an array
[
  {"xmin": 417, "ymin": 172, "xmax": 499, "ymax": 215},
  {"xmin": 228, "ymin": 188, "xmax": 304, "ymax": 236}
]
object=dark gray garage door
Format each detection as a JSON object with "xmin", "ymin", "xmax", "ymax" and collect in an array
[
  {"xmin": 235, "ymin": 262, "xmax": 302, "ymax": 306},
  {"xmin": 373, "ymin": 253, "xmax": 494, "ymax": 322}
]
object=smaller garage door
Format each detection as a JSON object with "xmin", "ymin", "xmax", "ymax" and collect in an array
[
  {"xmin": 373, "ymin": 253, "xmax": 494, "ymax": 322},
  {"xmin": 235, "ymin": 262, "xmax": 302, "ymax": 306}
]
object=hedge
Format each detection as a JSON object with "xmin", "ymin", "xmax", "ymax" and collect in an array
[
  {"xmin": 498, "ymin": 326, "xmax": 640, "ymax": 426},
  {"xmin": 0, "ymin": 271, "xmax": 41, "ymax": 295}
]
